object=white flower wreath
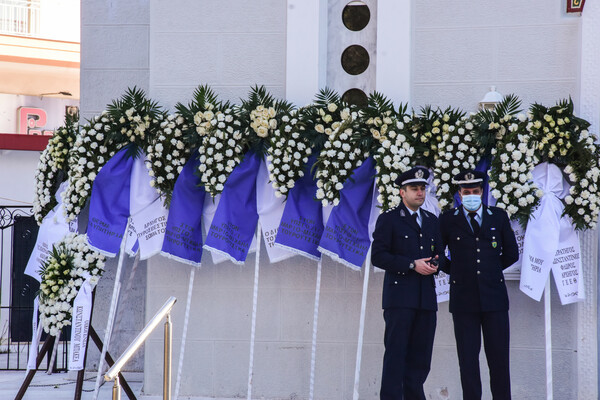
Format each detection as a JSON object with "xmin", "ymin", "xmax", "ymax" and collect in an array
[
  {"xmin": 266, "ymin": 109, "xmax": 312, "ymax": 198},
  {"xmin": 315, "ymin": 109, "xmax": 368, "ymax": 207},
  {"xmin": 434, "ymin": 115, "xmax": 482, "ymax": 211},
  {"xmin": 38, "ymin": 233, "xmax": 105, "ymax": 337},
  {"xmin": 488, "ymin": 118, "xmax": 540, "ymax": 226},
  {"xmin": 197, "ymin": 104, "xmax": 246, "ymax": 197},
  {"xmin": 369, "ymin": 112, "xmax": 414, "ymax": 211},
  {"xmin": 62, "ymin": 113, "xmax": 121, "ymax": 222},
  {"xmin": 527, "ymin": 100, "xmax": 600, "ymax": 230},
  {"xmin": 33, "ymin": 121, "xmax": 76, "ymax": 224},
  {"xmin": 146, "ymin": 114, "xmax": 191, "ymax": 206}
]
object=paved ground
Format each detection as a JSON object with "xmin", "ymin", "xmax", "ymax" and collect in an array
[{"xmin": 0, "ymin": 370, "xmax": 144, "ymax": 400}]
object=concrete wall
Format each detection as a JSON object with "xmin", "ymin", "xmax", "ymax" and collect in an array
[
  {"xmin": 80, "ymin": 0, "xmax": 151, "ymax": 122},
  {"xmin": 79, "ymin": 0, "xmax": 593, "ymax": 398},
  {"xmin": 411, "ymin": 1, "xmax": 581, "ymax": 112},
  {"xmin": 80, "ymin": 0, "xmax": 150, "ymax": 371}
]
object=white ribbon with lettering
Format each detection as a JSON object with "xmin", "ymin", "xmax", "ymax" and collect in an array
[
  {"xmin": 420, "ymin": 175, "xmax": 450, "ymax": 303},
  {"xmin": 25, "ymin": 182, "xmax": 76, "ymax": 281},
  {"xmin": 68, "ymin": 275, "xmax": 93, "ymax": 370},
  {"xmin": 502, "ymin": 220, "xmax": 525, "ymax": 278},
  {"xmin": 256, "ymin": 158, "xmax": 293, "ymax": 263},
  {"xmin": 26, "ymin": 296, "xmax": 40, "ymax": 371},
  {"xmin": 124, "ymin": 219, "xmax": 139, "ymax": 257},
  {"xmin": 520, "ymin": 163, "xmax": 584, "ymax": 304},
  {"xmin": 129, "ymin": 154, "xmax": 169, "ymax": 260}
]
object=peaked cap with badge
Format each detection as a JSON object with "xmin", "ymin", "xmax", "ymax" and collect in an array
[
  {"xmin": 452, "ymin": 170, "xmax": 486, "ymax": 189},
  {"xmin": 395, "ymin": 166, "xmax": 430, "ymax": 186}
]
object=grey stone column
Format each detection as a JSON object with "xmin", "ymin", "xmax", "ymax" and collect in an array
[{"xmin": 578, "ymin": 1, "xmax": 600, "ymax": 398}]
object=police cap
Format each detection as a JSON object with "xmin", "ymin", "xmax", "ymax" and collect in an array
[
  {"xmin": 395, "ymin": 166, "xmax": 430, "ymax": 186},
  {"xmin": 452, "ymin": 170, "xmax": 486, "ymax": 189}
]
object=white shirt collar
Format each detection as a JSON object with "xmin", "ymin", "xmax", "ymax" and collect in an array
[{"xmin": 462, "ymin": 205, "xmax": 483, "ymax": 221}]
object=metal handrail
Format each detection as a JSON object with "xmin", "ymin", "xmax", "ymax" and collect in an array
[{"xmin": 105, "ymin": 296, "xmax": 177, "ymax": 400}]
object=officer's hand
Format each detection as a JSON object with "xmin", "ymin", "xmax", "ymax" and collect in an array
[{"xmin": 414, "ymin": 257, "xmax": 438, "ymax": 275}]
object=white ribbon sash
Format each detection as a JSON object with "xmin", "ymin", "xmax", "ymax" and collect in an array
[
  {"xmin": 26, "ymin": 296, "xmax": 40, "ymax": 370},
  {"xmin": 502, "ymin": 220, "xmax": 525, "ymax": 278},
  {"xmin": 256, "ymin": 158, "xmax": 293, "ymax": 263},
  {"xmin": 520, "ymin": 163, "xmax": 583, "ymax": 304},
  {"xmin": 25, "ymin": 182, "xmax": 75, "ymax": 281},
  {"xmin": 69, "ymin": 277, "xmax": 93, "ymax": 370},
  {"xmin": 129, "ymin": 153, "xmax": 169, "ymax": 260}
]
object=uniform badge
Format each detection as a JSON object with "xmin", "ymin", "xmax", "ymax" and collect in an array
[
  {"xmin": 400, "ymin": 209, "xmax": 406, "ymax": 217},
  {"xmin": 415, "ymin": 169, "xmax": 425, "ymax": 179},
  {"xmin": 431, "ymin": 244, "xmax": 435, "ymax": 251},
  {"xmin": 492, "ymin": 241, "xmax": 497, "ymax": 248},
  {"xmin": 465, "ymin": 172, "xmax": 475, "ymax": 181}
]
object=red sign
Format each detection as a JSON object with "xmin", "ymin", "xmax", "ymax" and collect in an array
[
  {"xmin": 18, "ymin": 107, "xmax": 54, "ymax": 136},
  {"xmin": 567, "ymin": 0, "xmax": 585, "ymax": 13}
]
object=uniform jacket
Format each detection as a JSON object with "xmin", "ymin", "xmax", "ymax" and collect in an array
[
  {"xmin": 371, "ymin": 202, "xmax": 443, "ymax": 311},
  {"xmin": 440, "ymin": 205, "xmax": 519, "ymax": 313}
]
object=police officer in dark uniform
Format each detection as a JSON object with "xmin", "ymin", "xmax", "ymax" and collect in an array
[
  {"xmin": 372, "ymin": 166, "xmax": 443, "ymax": 400},
  {"xmin": 439, "ymin": 170, "xmax": 519, "ymax": 400}
]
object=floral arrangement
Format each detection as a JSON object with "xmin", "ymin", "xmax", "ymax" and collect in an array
[
  {"xmin": 407, "ymin": 106, "xmax": 445, "ymax": 167},
  {"xmin": 38, "ymin": 233, "xmax": 105, "ymax": 336},
  {"xmin": 50, "ymin": 85, "xmax": 600, "ymax": 232},
  {"xmin": 357, "ymin": 93, "xmax": 414, "ymax": 211},
  {"xmin": 266, "ymin": 108, "xmax": 313, "ymax": 198},
  {"xmin": 61, "ymin": 112, "xmax": 121, "ymax": 222},
  {"xmin": 488, "ymin": 127, "xmax": 539, "ymax": 227},
  {"xmin": 312, "ymin": 90, "xmax": 367, "ymax": 206},
  {"xmin": 434, "ymin": 112, "xmax": 482, "ymax": 211},
  {"xmin": 471, "ymin": 94, "xmax": 523, "ymax": 159},
  {"xmin": 485, "ymin": 96, "xmax": 539, "ymax": 227},
  {"xmin": 238, "ymin": 85, "xmax": 295, "ymax": 155},
  {"xmin": 178, "ymin": 86, "xmax": 245, "ymax": 197},
  {"xmin": 527, "ymin": 98, "xmax": 600, "ymax": 230},
  {"xmin": 106, "ymin": 87, "xmax": 164, "ymax": 149},
  {"xmin": 33, "ymin": 113, "xmax": 78, "ymax": 224},
  {"xmin": 146, "ymin": 113, "xmax": 191, "ymax": 206}
]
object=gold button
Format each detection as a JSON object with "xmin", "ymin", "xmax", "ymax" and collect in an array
[
  {"xmin": 477, "ymin": 271, "xmax": 481, "ymax": 274},
  {"xmin": 394, "ymin": 281, "xmax": 398, "ymax": 284},
  {"xmin": 420, "ymin": 233, "xmax": 423, "ymax": 237},
  {"xmin": 405, "ymin": 235, "xmax": 409, "ymax": 238},
  {"xmin": 452, "ymin": 280, "xmax": 456, "ymax": 283},
  {"xmin": 420, "ymin": 246, "xmax": 423, "ymax": 249},
  {"xmin": 477, "ymin": 259, "xmax": 481, "ymax": 263},
  {"xmin": 457, "ymin": 237, "xmax": 460, "ymax": 240},
  {"xmin": 477, "ymin": 249, "xmax": 480, "ymax": 252},
  {"xmin": 476, "ymin": 238, "xmax": 480, "ymax": 241},
  {"xmin": 500, "ymin": 279, "xmax": 504, "ymax": 282}
]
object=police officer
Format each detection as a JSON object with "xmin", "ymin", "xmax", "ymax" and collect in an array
[
  {"xmin": 439, "ymin": 170, "xmax": 519, "ymax": 400},
  {"xmin": 372, "ymin": 166, "xmax": 442, "ymax": 400}
]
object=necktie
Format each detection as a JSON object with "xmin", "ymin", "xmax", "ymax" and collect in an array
[
  {"xmin": 411, "ymin": 212, "xmax": 420, "ymax": 229},
  {"xmin": 469, "ymin": 212, "xmax": 480, "ymax": 236}
]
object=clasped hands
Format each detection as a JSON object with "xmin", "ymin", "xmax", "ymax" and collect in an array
[{"xmin": 414, "ymin": 256, "xmax": 439, "ymax": 275}]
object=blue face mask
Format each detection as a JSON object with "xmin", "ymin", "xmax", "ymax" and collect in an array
[{"xmin": 462, "ymin": 194, "xmax": 482, "ymax": 212}]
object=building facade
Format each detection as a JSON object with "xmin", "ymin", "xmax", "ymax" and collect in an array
[{"xmin": 80, "ymin": 1, "xmax": 599, "ymax": 399}]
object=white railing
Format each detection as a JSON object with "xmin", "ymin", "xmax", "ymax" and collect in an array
[{"xmin": 0, "ymin": 0, "xmax": 40, "ymax": 37}]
